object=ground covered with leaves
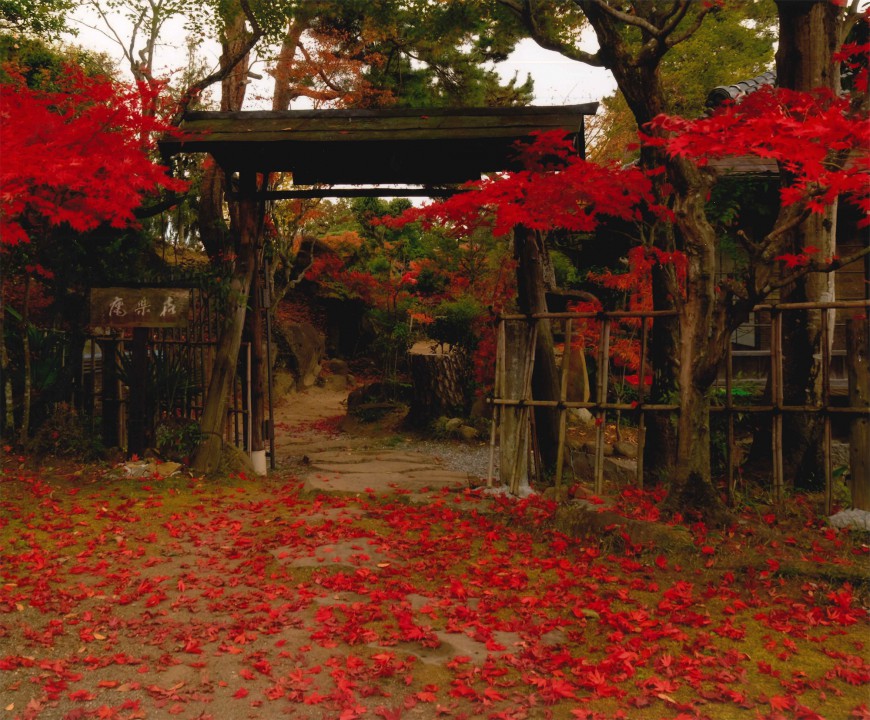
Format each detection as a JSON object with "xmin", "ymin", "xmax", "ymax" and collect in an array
[{"xmin": 1, "ymin": 456, "xmax": 868, "ymax": 720}]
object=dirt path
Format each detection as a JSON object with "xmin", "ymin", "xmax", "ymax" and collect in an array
[{"xmin": 271, "ymin": 387, "xmax": 491, "ymax": 498}]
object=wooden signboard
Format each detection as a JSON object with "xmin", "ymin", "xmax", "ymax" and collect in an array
[{"xmin": 90, "ymin": 287, "xmax": 190, "ymax": 328}]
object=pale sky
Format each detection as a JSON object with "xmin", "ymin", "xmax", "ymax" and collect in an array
[{"xmin": 65, "ymin": 8, "xmax": 616, "ymax": 109}]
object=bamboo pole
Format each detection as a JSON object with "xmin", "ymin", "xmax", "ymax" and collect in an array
[
  {"xmin": 636, "ymin": 318, "xmax": 648, "ymax": 489},
  {"xmin": 245, "ymin": 342, "xmax": 252, "ymax": 454},
  {"xmin": 486, "ymin": 319, "xmax": 505, "ymax": 488},
  {"xmin": 726, "ymin": 337, "xmax": 735, "ymax": 502},
  {"xmin": 555, "ymin": 319, "xmax": 573, "ymax": 492},
  {"xmin": 772, "ymin": 310, "xmax": 784, "ymax": 506},
  {"xmin": 490, "ymin": 398, "xmax": 679, "ymax": 411},
  {"xmin": 594, "ymin": 318, "xmax": 611, "ymax": 495},
  {"xmin": 821, "ymin": 308, "xmax": 833, "ymax": 515},
  {"xmin": 514, "ymin": 320, "xmax": 538, "ymax": 495}
]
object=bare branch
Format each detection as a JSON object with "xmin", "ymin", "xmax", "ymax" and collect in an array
[
  {"xmin": 134, "ymin": 191, "xmax": 188, "ymax": 218},
  {"xmin": 298, "ymin": 43, "xmax": 349, "ymax": 96},
  {"xmin": 840, "ymin": 0, "xmax": 864, "ymax": 47},
  {"xmin": 759, "ymin": 245, "xmax": 870, "ymax": 298},
  {"xmin": 659, "ymin": 1, "xmax": 692, "ymax": 39},
  {"xmin": 497, "ymin": 0, "xmax": 603, "ymax": 66},
  {"xmin": 584, "ymin": 0, "xmax": 663, "ymax": 37},
  {"xmin": 170, "ymin": 0, "xmax": 264, "ymax": 125},
  {"xmin": 734, "ymin": 229, "xmax": 762, "ymax": 260},
  {"xmin": 758, "ymin": 204, "xmax": 814, "ymax": 263},
  {"xmin": 662, "ymin": 2, "xmax": 712, "ymax": 50}
]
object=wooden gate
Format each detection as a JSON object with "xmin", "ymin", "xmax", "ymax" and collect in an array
[{"xmin": 83, "ymin": 283, "xmax": 271, "ymax": 460}]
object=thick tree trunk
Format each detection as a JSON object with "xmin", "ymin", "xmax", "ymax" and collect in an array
[
  {"xmin": 407, "ymin": 344, "xmax": 469, "ymax": 427},
  {"xmin": 644, "ymin": 263, "xmax": 680, "ymax": 486},
  {"xmin": 514, "ymin": 225, "xmax": 560, "ymax": 474},
  {"xmin": 193, "ymin": 3, "xmax": 257, "ymax": 475},
  {"xmin": 192, "ymin": 198, "xmax": 260, "ymax": 475},
  {"xmin": 664, "ymin": 159, "xmax": 730, "ymax": 522},
  {"xmin": 747, "ymin": 0, "xmax": 843, "ymax": 488}
]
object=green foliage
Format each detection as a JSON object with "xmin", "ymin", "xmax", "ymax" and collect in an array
[
  {"xmin": 339, "ymin": 0, "xmax": 534, "ymax": 107},
  {"xmin": 0, "ymin": 0, "xmax": 76, "ymax": 39},
  {"xmin": 155, "ymin": 417, "xmax": 202, "ymax": 461},
  {"xmin": 429, "ymin": 295, "xmax": 484, "ymax": 351},
  {"xmin": 588, "ymin": 0, "xmax": 776, "ymax": 162},
  {"xmin": 550, "ymin": 249, "xmax": 581, "ymax": 288},
  {"xmin": 0, "ymin": 33, "xmax": 117, "ymax": 87}
]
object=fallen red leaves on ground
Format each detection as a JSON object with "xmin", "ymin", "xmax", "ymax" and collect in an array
[{"xmin": 0, "ymin": 458, "xmax": 867, "ymax": 719}]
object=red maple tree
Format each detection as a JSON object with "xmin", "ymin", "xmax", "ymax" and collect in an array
[
  {"xmin": 0, "ymin": 64, "xmax": 185, "ymax": 247},
  {"xmin": 388, "ymin": 82, "xmax": 868, "ymax": 514}
]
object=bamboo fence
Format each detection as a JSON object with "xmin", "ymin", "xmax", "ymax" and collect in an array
[{"xmin": 489, "ymin": 299, "xmax": 870, "ymax": 512}]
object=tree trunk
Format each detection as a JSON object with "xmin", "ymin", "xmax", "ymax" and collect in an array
[
  {"xmin": 847, "ymin": 316, "xmax": 870, "ymax": 510},
  {"xmin": 192, "ymin": 2, "xmax": 256, "ymax": 475},
  {"xmin": 192, "ymin": 197, "xmax": 260, "ymax": 475},
  {"xmin": 407, "ymin": 344, "xmax": 469, "ymax": 427},
  {"xmin": 747, "ymin": 0, "xmax": 843, "ymax": 488},
  {"xmin": 644, "ymin": 262, "xmax": 680, "ymax": 486},
  {"xmin": 514, "ymin": 225, "xmax": 560, "ymax": 474},
  {"xmin": 663, "ymin": 159, "xmax": 730, "ymax": 522}
]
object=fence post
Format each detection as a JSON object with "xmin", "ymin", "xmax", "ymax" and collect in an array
[{"xmin": 594, "ymin": 317, "xmax": 611, "ymax": 495}]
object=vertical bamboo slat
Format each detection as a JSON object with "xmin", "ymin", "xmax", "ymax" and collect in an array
[
  {"xmin": 555, "ymin": 319, "xmax": 573, "ymax": 491},
  {"xmin": 636, "ymin": 319, "xmax": 648, "ymax": 489},
  {"xmin": 821, "ymin": 309, "xmax": 833, "ymax": 515},
  {"xmin": 514, "ymin": 320, "xmax": 538, "ymax": 495},
  {"xmin": 772, "ymin": 311, "xmax": 784, "ymax": 506},
  {"xmin": 726, "ymin": 338, "xmax": 735, "ymax": 502},
  {"xmin": 487, "ymin": 319, "xmax": 506, "ymax": 487},
  {"xmin": 594, "ymin": 318, "xmax": 611, "ymax": 495}
]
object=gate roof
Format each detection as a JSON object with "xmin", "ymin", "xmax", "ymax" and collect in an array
[{"xmin": 160, "ymin": 104, "xmax": 597, "ymax": 192}]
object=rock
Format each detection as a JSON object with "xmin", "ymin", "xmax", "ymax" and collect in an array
[
  {"xmin": 582, "ymin": 440, "xmax": 613, "ymax": 456},
  {"xmin": 322, "ymin": 358, "xmax": 349, "ymax": 375},
  {"xmin": 122, "ymin": 460, "xmax": 182, "ymax": 479},
  {"xmin": 831, "ymin": 440, "xmax": 850, "ymax": 469},
  {"xmin": 218, "ymin": 443, "xmax": 256, "ymax": 477},
  {"xmin": 272, "ymin": 369, "xmax": 297, "ymax": 401},
  {"xmin": 613, "ymin": 441, "xmax": 638, "ymax": 459},
  {"xmin": 324, "ymin": 374, "xmax": 348, "ymax": 391},
  {"xmin": 829, "ymin": 509, "xmax": 870, "ymax": 531},
  {"xmin": 273, "ymin": 321, "xmax": 325, "ymax": 391},
  {"xmin": 542, "ymin": 485, "xmax": 572, "ymax": 502},
  {"xmin": 459, "ymin": 425, "xmax": 479, "ymax": 441},
  {"xmin": 570, "ymin": 408, "xmax": 595, "ymax": 427},
  {"xmin": 605, "ymin": 457, "xmax": 637, "ymax": 485},
  {"xmin": 445, "ymin": 418, "xmax": 464, "ymax": 432}
]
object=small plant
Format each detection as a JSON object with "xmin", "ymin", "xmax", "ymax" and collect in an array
[
  {"xmin": 155, "ymin": 415, "xmax": 202, "ymax": 462},
  {"xmin": 28, "ymin": 402, "xmax": 104, "ymax": 459}
]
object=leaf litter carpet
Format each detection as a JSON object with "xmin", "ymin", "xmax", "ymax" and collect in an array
[{"xmin": 1, "ymin": 454, "xmax": 868, "ymax": 719}]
